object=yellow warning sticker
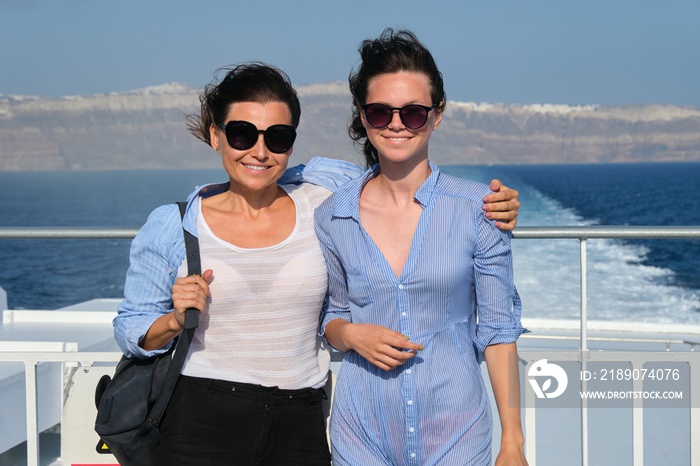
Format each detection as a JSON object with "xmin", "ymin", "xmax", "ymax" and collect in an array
[{"xmin": 95, "ymin": 439, "xmax": 111, "ymax": 454}]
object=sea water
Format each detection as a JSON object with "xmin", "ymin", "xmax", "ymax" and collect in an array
[{"xmin": 0, "ymin": 162, "xmax": 698, "ymax": 324}]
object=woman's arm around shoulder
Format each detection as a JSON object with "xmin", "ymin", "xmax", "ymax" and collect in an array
[
  {"xmin": 281, "ymin": 157, "xmax": 366, "ymax": 192},
  {"xmin": 483, "ymin": 179, "xmax": 520, "ymax": 231},
  {"xmin": 286, "ymin": 160, "xmax": 521, "ymax": 230}
]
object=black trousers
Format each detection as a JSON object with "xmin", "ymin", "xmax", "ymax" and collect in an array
[{"xmin": 155, "ymin": 375, "xmax": 331, "ymax": 466}]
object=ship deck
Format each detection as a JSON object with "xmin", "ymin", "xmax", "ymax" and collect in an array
[
  {"xmin": 1, "ymin": 299, "xmax": 699, "ymax": 466},
  {"xmin": 1, "ymin": 225, "xmax": 699, "ymax": 465}
]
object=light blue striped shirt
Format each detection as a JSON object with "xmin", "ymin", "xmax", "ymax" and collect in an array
[
  {"xmin": 314, "ymin": 162, "xmax": 526, "ymax": 466},
  {"xmin": 113, "ymin": 156, "xmax": 364, "ymax": 359}
]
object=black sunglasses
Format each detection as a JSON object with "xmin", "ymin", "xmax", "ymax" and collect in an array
[
  {"xmin": 218, "ymin": 120, "xmax": 296, "ymax": 154},
  {"xmin": 362, "ymin": 103, "xmax": 435, "ymax": 129}
]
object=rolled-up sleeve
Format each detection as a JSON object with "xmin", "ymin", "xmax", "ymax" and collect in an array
[
  {"xmin": 113, "ymin": 204, "xmax": 185, "ymax": 358},
  {"xmin": 314, "ymin": 200, "xmax": 353, "ymax": 334},
  {"xmin": 473, "ymin": 211, "xmax": 528, "ymax": 354}
]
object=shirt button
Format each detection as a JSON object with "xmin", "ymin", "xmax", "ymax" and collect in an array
[
  {"xmin": 406, "ymin": 369, "xmax": 412, "ymax": 374},
  {"xmin": 410, "ymin": 453, "xmax": 416, "ymax": 458},
  {"xmin": 407, "ymin": 400, "xmax": 413, "ymax": 406},
  {"xmin": 402, "ymin": 312, "xmax": 407, "ymax": 317},
  {"xmin": 398, "ymin": 284, "xmax": 404, "ymax": 289},
  {"xmin": 409, "ymin": 427, "xmax": 415, "ymax": 433}
]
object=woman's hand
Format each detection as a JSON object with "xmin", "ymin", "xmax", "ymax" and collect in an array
[
  {"xmin": 172, "ymin": 269, "xmax": 213, "ymax": 329},
  {"xmin": 325, "ymin": 320, "xmax": 423, "ymax": 371},
  {"xmin": 483, "ymin": 179, "xmax": 520, "ymax": 231},
  {"xmin": 494, "ymin": 441, "xmax": 529, "ymax": 466},
  {"xmin": 139, "ymin": 269, "xmax": 213, "ymax": 351}
]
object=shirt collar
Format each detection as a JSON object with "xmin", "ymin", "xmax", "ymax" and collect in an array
[
  {"xmin": 415, "ymin": 161, "xmax": 440, "ymax": 208},
  {"xmin": 182, "ymin": 181, "xmax": 231, "ymax": 234},
  {"xmin": 331, "ymin": 161, "xmax": 441, "ymax": 219},
  {"xmin": 191, "ymin": 181, "xmax": 231, "ymax": 200}
]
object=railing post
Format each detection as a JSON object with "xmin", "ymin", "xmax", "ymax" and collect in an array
[
  {"xmin": 632, "ymin": 361, "xmax": 644, "ymax": 466},
  {"xmin": 580, "ymin": 238, "xmax": 588, "ymax": 352},
  {"xmin": 24, "ymin": 360, "xmax": 40, "ymax": 466},
  {"xmin": 692, "ymin": 362, "xmax": 700, "ymax": 465},
  {"xmin": 580, "ymin": 238, "xmax": 589, "ymax": 466}
]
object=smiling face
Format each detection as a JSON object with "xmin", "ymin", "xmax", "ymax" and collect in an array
[
  {"xmin": 361, "ymin": 71, "xmax": 442, "ymax": 166},
  {"xmin": 210, "ymin": 100, "xmax": 293, "ymax": 196}
]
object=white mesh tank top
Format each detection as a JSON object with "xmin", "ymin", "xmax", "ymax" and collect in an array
[{"xmin": 181, "ymin": 183, "xmax": 332, "ymax": 389}]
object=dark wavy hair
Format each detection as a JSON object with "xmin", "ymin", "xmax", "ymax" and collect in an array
[
  {"xmin": 348, "ymin": 28, "xmax": 447, "ymax": 166},
  {"xmin": 186, "ymin": 63, "xmax": 301, "ymax": 146}
]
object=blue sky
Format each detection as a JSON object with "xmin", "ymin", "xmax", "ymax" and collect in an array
[{"xmin": 1, "ymin": 0, "xmax": 698, "ymax": 107}]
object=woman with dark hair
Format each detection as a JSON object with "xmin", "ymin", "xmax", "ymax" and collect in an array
[
  {"xmin": 316, "ymin": 30, "xmax": 529, "ymax": 465},
  {"xmin": 114, "ymin": 63, "xmax": 340, "ymax": 466},
  {"xmin": 114, "ymin": 59, "xmax": 521, "ymax": 465}
]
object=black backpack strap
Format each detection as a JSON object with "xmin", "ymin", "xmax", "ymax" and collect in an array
[
  {"xmin": 177, "ymin": 201, "xmax": 201, "ymax": 330},
  {"xmin": 148, "ymin": 201, "xmax": 202, "ymax": 426}
]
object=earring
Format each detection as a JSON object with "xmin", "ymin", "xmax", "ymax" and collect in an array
[{"xmin": 215, "ymin": 146, "xmax": 220, "ymax": 152}]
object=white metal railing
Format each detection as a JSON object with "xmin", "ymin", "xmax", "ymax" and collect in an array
[
  {"xmin": 1, "ymin": 226, "xmax": 699, "ymax": 466},
  {"xmin": 513, "ymin": 226, "xmax": 700, "ymax": 466},
  {"xmin": 0, "ymin": 351, "xmax": 122, "ymax": 466}
]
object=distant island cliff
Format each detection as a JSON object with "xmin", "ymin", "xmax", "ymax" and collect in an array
[{"xmin": 1, "ymin": 82, "xmax": 699, "ymax": 171}]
